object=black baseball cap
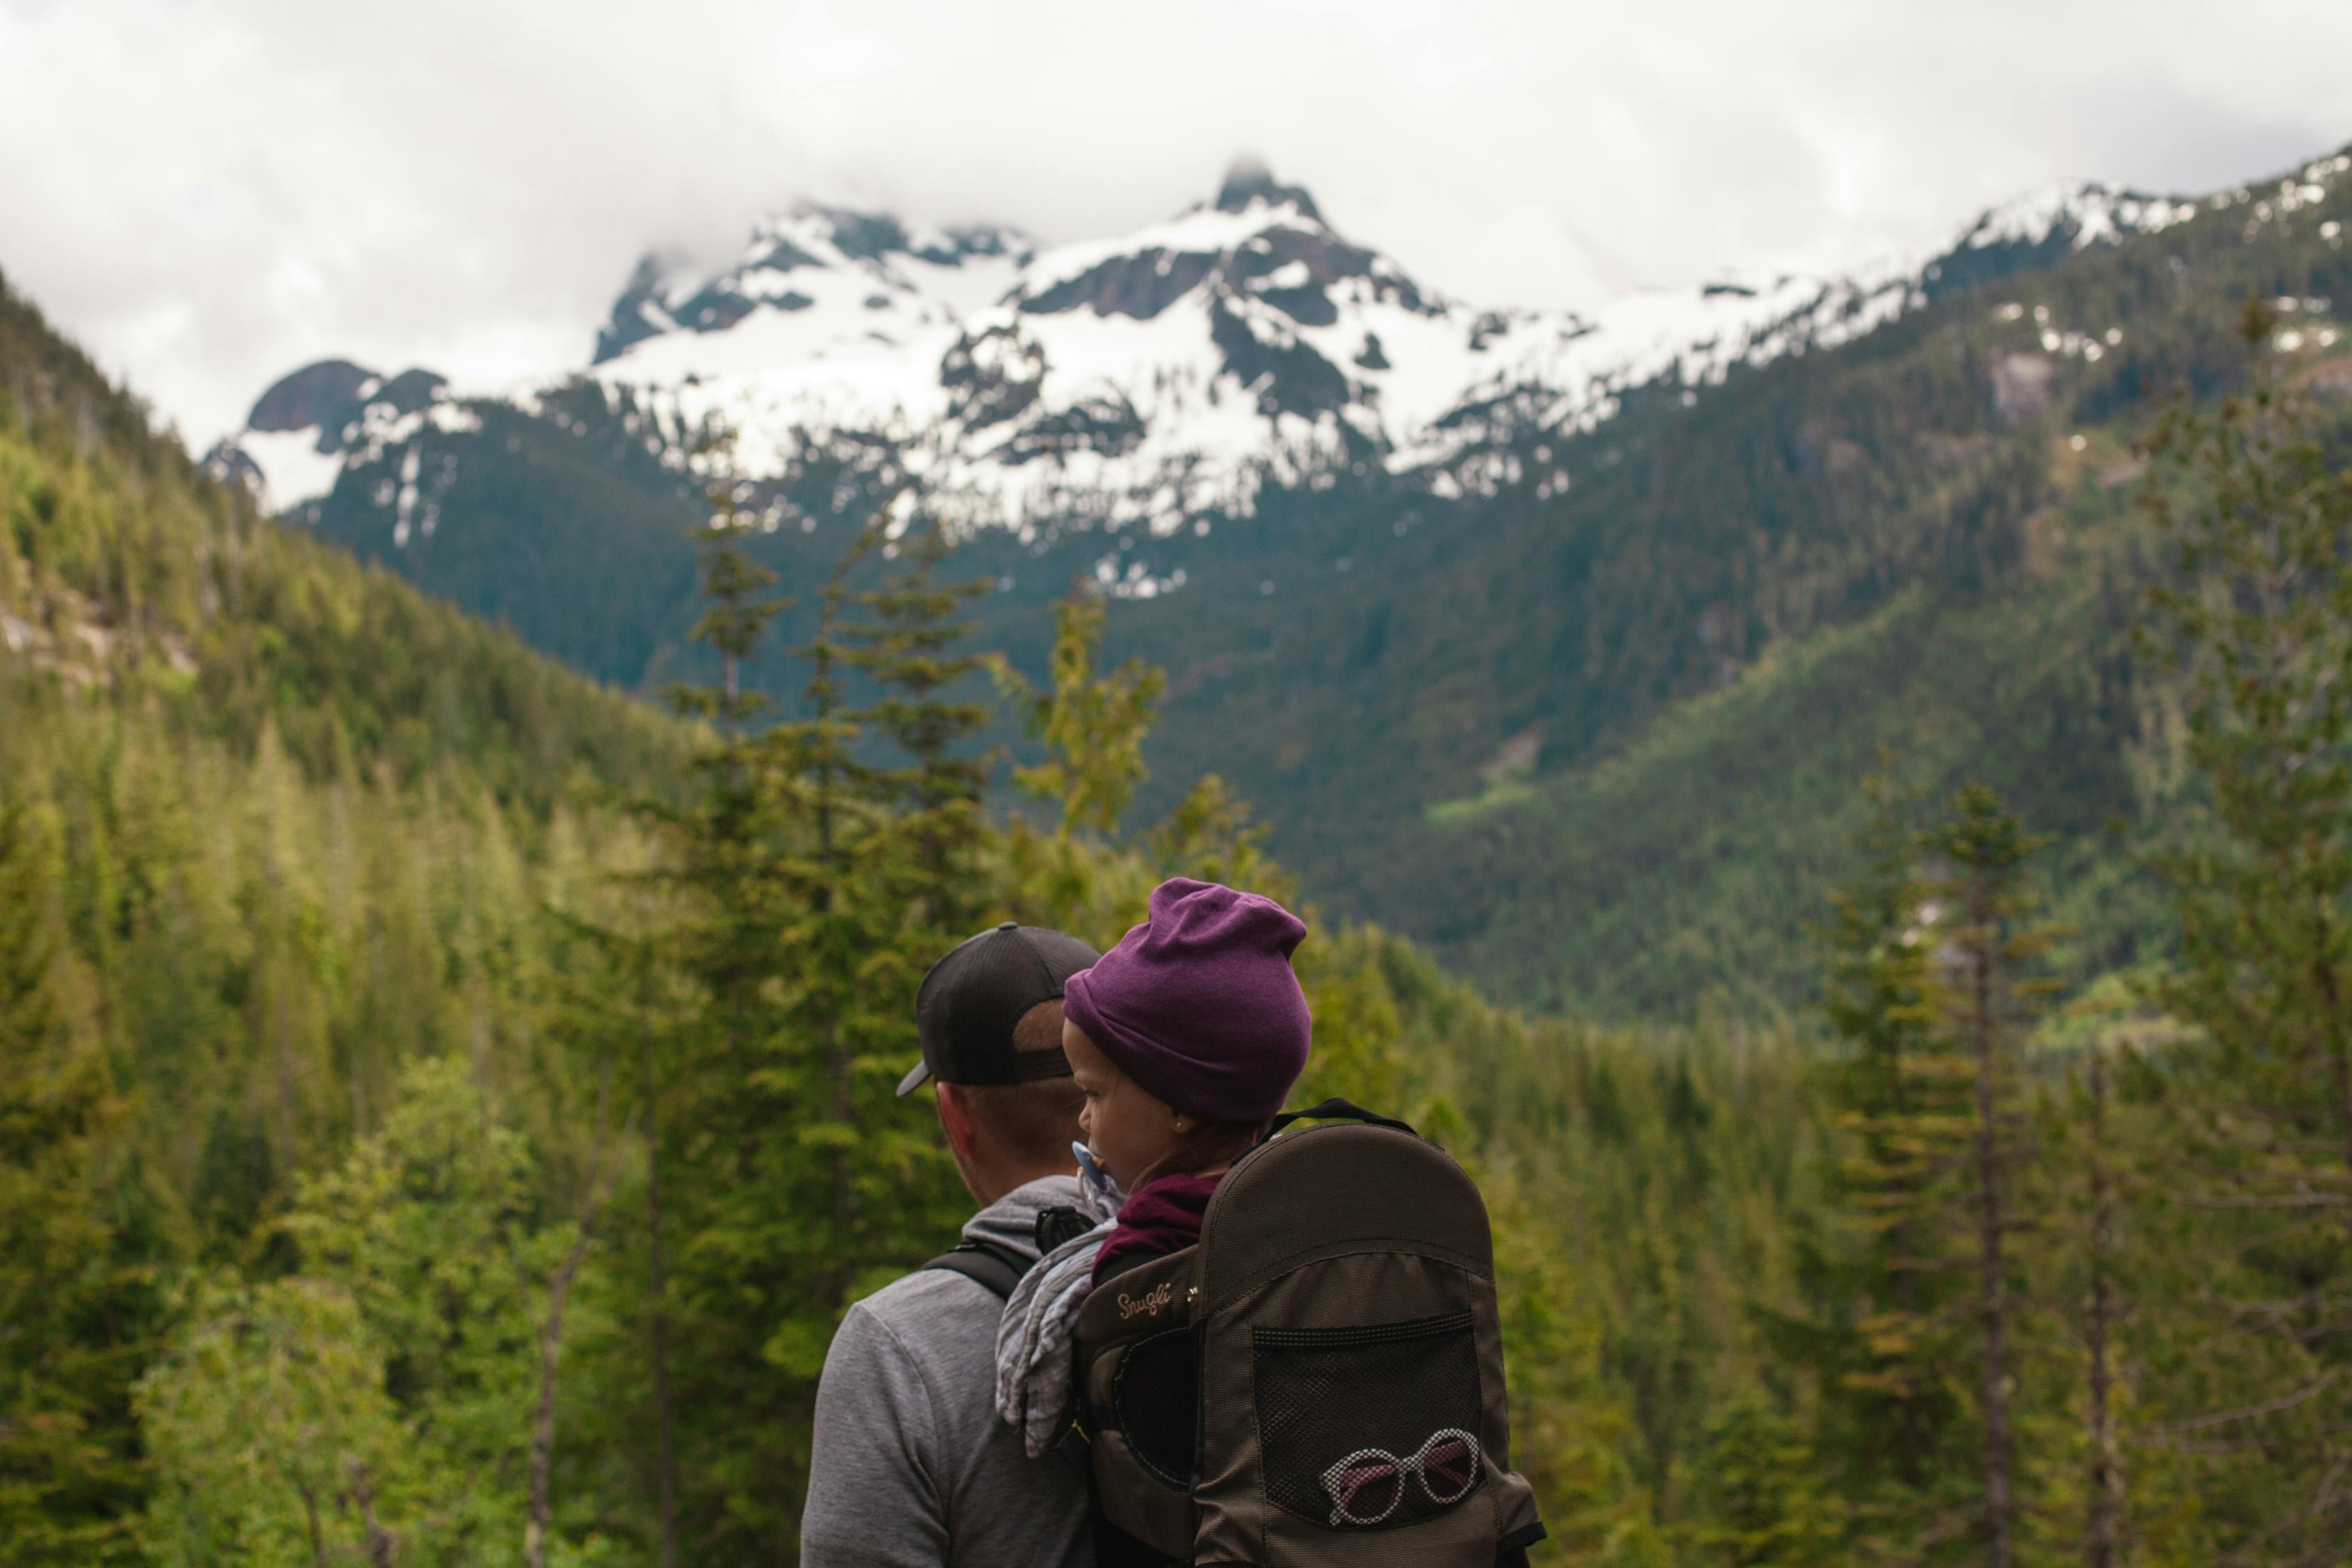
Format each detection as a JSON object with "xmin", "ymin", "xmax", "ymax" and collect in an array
[{"xmin": 896, "ymin": 922, "xmax": 1102, "ymax": 1098}]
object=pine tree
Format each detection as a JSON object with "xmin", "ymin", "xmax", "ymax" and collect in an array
[
  {"xmin": 2138, "ymin": 298, "xmax": 2352, "ymax": 1556},
  {"xmin": 1691, "ymin": 1392, "xmax": 1839, "ymax": 1567},
  {"xmin": 1144, "ymin": 772, "xmax": 1282, "ymax": 896},
  {"xmin": 1922, "ymin": 785, "xmax": 2057, "ymax": 1568},
  {"xmin": 990, "ymin": 583, "xmax": 1289, "ymax": 937},
  {"xmin": 1785, "ymin": 770, "xmax": 1974, "ymax": 1559},
  {"xmin": 0, "ymin": 802, "xmax": 147, "ymax": 1567},
  {"xmin": 809, "ymin": 493, "xmax": 996, "ymax": 1289},
  {"xmin": 140, "ymin": 1055, "xmax": 590, "ymax": 1567},
  {"xmin": 838, "ymin": 499, "xmax": 991, "ymax": 920},
  {"xmin": 667, "ymin": 436, "xmax": 783, "ymax": 740},
  {"xmin": 135, "ymin": 1276, "xmax": 414, "ymax": 1568},
  {"xmin": 987, "ymin": 585, "xmax": 1172, "ymax": 932},
  {"xmin": 638, "ymin": 461, "xmax": 994, "ymax": 1561},
  {"xmin": 1789, "ymin": 776, "xmax": 2060, "ymax": 1566},
  {"xmin": 610, "ymin": 918, "xmax": 687, "ymax": 1568},
  {"xmin": 286, "ymin": 1053, "xmax": 578, "ymax": 1560},
  {"xmin": 629, "ymin": 443, "xmax": 805, "ymax": 1563},
  {"xmin": 994, "ymin": 587, "xmax": 1165, "ymax": 841},
  {"xmin": 724, "ymin": 486, "xmax": 992, "ymax": 1332},
  {"xmin": 2076, "ymin": 1043, "xmax": 2127, "ymax": 1568},
  {"xmin": 549, "ymin": 901, "xmax": 688, "ymax": 1568},
  {"xmin": 511, "ymin": 923, "xmax": 635, "ymax": 1568}
]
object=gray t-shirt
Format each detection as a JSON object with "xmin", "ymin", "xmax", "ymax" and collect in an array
[{"xmin": 800, "ymin": 1176, "xmax": 1095, "ymax": 1568}]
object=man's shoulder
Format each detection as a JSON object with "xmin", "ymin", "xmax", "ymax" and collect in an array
[
  {"xmin": 848, "ymin": 1261, "xmax": 1007, "ymax": 1359},
  {"xmin": 827, "ymin": 1259, "xmax": 1017, "ymax": 1454}
]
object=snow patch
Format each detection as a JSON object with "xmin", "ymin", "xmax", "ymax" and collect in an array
[{"xmin": 236, "ymin": 427, "xmax": 346, "ymax": 512}]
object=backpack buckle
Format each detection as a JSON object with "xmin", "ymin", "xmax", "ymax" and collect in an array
[{"xmin": 1050, "ymin": 1413, "xmax": 1092, "ymax": 1476}]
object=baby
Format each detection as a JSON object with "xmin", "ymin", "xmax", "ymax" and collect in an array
[
  {"xmin": 994, "ymin": 876, "xmax": 1312, "ymax": 1453},
  {"xmin": 1061, "ymin": 876, "xmax": 1313, "ymax": 1282}
]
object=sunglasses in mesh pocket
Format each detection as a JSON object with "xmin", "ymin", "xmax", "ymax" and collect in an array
[{"xmin": 1318, "ymin": 1427, "xmax": 1482, "ymax": 1526}]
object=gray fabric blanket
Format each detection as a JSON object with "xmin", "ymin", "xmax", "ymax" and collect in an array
[{"xmin": 993, "ymin": 1164, "xmax": 1123, "ymax": 1457}]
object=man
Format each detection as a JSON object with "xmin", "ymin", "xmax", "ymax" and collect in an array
[{"xmin": 800, "ymin": 921, "xmax": 1101, "ymax": 1568}]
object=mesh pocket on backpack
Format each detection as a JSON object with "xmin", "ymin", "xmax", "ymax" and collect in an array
[
  {"xmin": 1252, "ymin": 1309, "xmax": 1484, "ymax": 1530},
  {"xmin": 1113, "ymin": 1328, "xmax": 1199, "ymax": 1489}
]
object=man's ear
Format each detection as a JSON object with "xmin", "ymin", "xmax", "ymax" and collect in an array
[{"xmin": 936, "ymin": 1082, "xmax": 979, "ymax": 1162}]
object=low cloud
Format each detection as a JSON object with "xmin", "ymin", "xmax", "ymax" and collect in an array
[{"xmin": 3, "ymin": 0, "xmax": 2346, "ymax": 442}]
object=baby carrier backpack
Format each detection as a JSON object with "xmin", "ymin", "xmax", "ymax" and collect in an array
[{"xmin": 1068, "ymin": 1100, "xmax": 1546, "ymax": 1567}]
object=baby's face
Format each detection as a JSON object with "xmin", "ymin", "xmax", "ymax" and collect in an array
[{"xmin": 1064, "ymin": 1015, "xmax": 1182, "ymax": 1190}]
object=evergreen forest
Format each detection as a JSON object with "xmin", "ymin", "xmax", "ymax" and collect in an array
[
  {"xmin": 12, "ymin": 188, "xmax": 2352, "ymax": 1568},
  {"xmin": 295, "ymin": 148, "xmax": 2352, "ymax": 1024}
]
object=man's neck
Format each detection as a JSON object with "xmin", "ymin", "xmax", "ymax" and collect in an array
[{"xmin": 971, "ymin": 1163, "xmax": 1077, "ymax": 1208}]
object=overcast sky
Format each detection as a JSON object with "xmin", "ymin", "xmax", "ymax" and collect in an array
[{"xmin": 4, "ymin": 0, "xmax": 2348, "ymax": 445}]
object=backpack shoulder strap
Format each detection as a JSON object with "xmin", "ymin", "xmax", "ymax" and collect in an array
[{"xmin": 921, "ymin": 1238, "xmax": 1029, "ymax": 1301}]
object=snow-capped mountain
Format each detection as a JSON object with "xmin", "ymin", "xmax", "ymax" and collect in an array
[
  {"xmin": 203, "ymin": 359, "xmax": 459, "ymax": 516},
  {"xmin": 591, "ymin": 208, "xmax": 1035, "ymax": 366},
  {"xmin": 212, "ymin": 156, "xmax": 2262, "ymax": 539}
]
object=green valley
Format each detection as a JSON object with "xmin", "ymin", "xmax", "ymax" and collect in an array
[
  {"xmin": 270, "ymin": 149, "xmax": 2352, "ymax": 1019},
  {"xmin": 13, "ymin": 137, "xmax": 2352, "ymax": 1568},
  {"xmin": 3, "ymin": 266, "xmax": 1834, "ymax": 1565}
]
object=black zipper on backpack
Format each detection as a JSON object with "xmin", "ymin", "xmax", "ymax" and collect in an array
[{"xmin": 1250, "ymin": 1309, "xmax": 1473, "ymax": 1351}]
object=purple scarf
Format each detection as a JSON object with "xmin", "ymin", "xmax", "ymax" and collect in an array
[{"xmin": 1091, "ymin": 1172, "xmax": 1222, "ymax": 1284}]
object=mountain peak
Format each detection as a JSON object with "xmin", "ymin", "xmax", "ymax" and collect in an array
[
  {"xmin": 1214, "ymin": 156, "xmax": 1321, "ymax": 222},
  {"xmin": 247, "ymin": 359, "xmax": 445, "ymax": 439},
  {"xmin": 238, "ymin": 141, "xmax": 2316, "ymax": 551},
  {"xmin": 781, "ymin": 201, "xmax": 911, "ymax": 264},
  {"xmin": 1913, "ymin": 178, "xmax": 2201, "ymax": 303}
]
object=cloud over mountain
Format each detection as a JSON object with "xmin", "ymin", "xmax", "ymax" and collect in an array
[
  {"xmin": 210, "ymin": 158, "xmax": 2215, "ymax": 549},
  {"xmin": 3, "ymin": 0, "xmax": 2346, "ymax": 449}
]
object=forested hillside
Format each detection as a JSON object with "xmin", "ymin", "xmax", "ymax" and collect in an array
[
  {"xmin": 0, "ymin": 268, "xmax": 698, "ymax": 1555},
  {"xmin": 4, "ymin": 272, "xmax": 1814, "ymax": 1565},
  {"xmin": 15, "ymin": 252, "xmax": 2352, "ymax": 1568},
  {"xmin": 1112, "ymin": 150, "xmax": 2352, "ymax": 1015},
  {"xmin": 253, "ymin": 148, "xmax": 2352, "ymax": 1018}
]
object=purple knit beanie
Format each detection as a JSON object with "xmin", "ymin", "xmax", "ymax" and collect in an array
[{"xmin": 1061, "ymin": 877, "xmax": 1312, "ymax": 1123}]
